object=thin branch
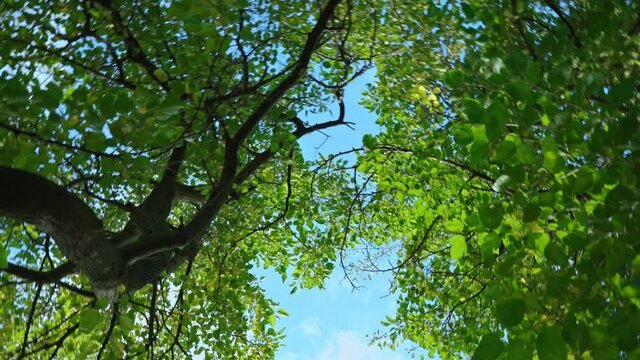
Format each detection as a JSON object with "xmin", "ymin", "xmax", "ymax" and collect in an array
[
  {"xmin": 18, "ymin": 281, "xmax": 44, "ymax": 359},
  {"xmin": 442, "ymin": 284, "xmax": 487, "ymax": 326},
  {"xmin": 511, "ymin": 0, "xmax": 538, "ymax": 61},
  {"xmin": 47, "ymin": 324, "xmax": 79, "ymax": 359},
  {"xmin": 223, "ymin": 0, "xmax": 343, "ymax": 170},
  {"xmin": 159, "ymin": 261, "xmax": 193, "ymax": 359},
  {"xmin": 56, "ymin": 281, "xmax": 95, "ymax": 298},
  {"xmin": 97, "ymin": 304, "xmax": 119, "ymax": 360},
  {"xmin": 543, "ymin": 0, "xmax": 582, "ymax": 48},
  {"xmin": 0, "ymin": 121, "xmax": 120, "ymax": 158},
  {"xmin": 339, "ymin": 170, "xmax": 375, "ymax": 289},
  {"xmin": 146, "ymin": 283, "xmax": 158, "ymax": 357},
  {"xmin": 94, "ymin": 0, "xmax": 170, "ymax": 90},
  {"xmin": 374, "ymin": 216, "xmax": 441, "ymax": 272},
  {"xmin": 19, "ymin": 323, "xmax": 80, "ymax": 359}
]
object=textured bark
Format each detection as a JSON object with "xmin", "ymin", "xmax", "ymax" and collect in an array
[
  {"xmin": 0, "ymin": 166, "xmax": 122, "ymax": 298},
  {"xmin": 132, "ymin": 145, "xmax": 186, "ymax": 234},
  {"xmin": 0, "ymin": 0, "xmax": 343, "ymax": 298},
  {"xmin": 5, "ymin": 262, "xmax": 76, "ymax": 283}
]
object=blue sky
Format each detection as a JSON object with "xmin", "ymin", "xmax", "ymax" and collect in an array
[{"xmin": 256, "ymin": 72, "xmax": 423, "ymax": 359}]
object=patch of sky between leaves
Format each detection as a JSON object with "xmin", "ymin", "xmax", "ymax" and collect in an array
[{"xmin": 253, "ymin": 69, "xmax": 433, "ymax": 359}]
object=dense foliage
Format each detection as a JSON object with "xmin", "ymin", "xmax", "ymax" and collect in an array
[
  {"xmin": 1, "ymin": 0, "xmax": 639, "ymax": 359},
  {"xmin": 0, "ymin": 0, "xmax": 383, "ymax": 358},
  {"xmin": 357, "ymin": 0, "xmax": 640, "ymax": 359}
]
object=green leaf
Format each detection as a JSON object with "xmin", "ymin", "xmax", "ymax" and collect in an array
[
  {"xmin": 98, "ymin": 94, "xmax": 118, "ymax": 118},
  {"xmin": 525, "ymin": 62, "xmax": 542, "ymax": 84},
  {"xmin": 542, "ymin": 143, "xmax": 562, "ymax": 173},
  {"xmin": 114, "ymin": 93, "xmax": 135, "ymax": 114},
  {"xmin": 153, "ymin": 69, "xmax": 169, "ymax": 82},
  {"xmin": 506, "ymin": 80, "xmax": 530, "ymax": 102},
  {"xmin": 534, "ymin": 233, "xmax": 550, "ymax": 254},
  {"xmin": 507, "ymin": 339, "xmax": 533, "ymax": 360},
  {"xmin": 516, "ymin": 143, "xmax": 537, "ymax": 165},
  {"xmin": 95, "ymin": 298, "xmax": 109, "ymax": 310},
  {"xmin": 268, "ymin": 314, "xmax": 277, "ymax": 327},
  {"xmin": 362, "ymin": 134, "xmax": 376, "ymax": 149},
  {"xmin": 461, "ymin": 2, "xmax": 475, "ymax": 17},
  {"xmin": 109, "ymin": 337, "xmax": 125, "ymax": 358},
  {"xmin": 495, "ymin": 299, "xmax": 526, "ymax": 327},
  {"xmin": 479, "ymin": 232, "xmax": 501, "ymax": 259},
  {"xmin": 445, "ymin": 219, "xmax": 465, "ymax": 233},
  {"xmin": 486, "ymin": 100, "xmax": 508, "ymax": 142},
  {"xmin": 119, "ymin": 314, "xmax": 135, "ymax": 332},
  {"xmin": 464, "ymin": 99, "xmax": 487, "ymax": 124},
  {"xmin": 450, "ymin": 235, "xmax": 467, "ymax": 260},
  {"xmin": 522, "ymin": 203, "xmax": 540, "ymax": 223},
  {"xmin": 541, "ymin": 113, "xmax": 551, "ymax": 126},
  {"xmin": 0, "ymin": 245, "xmax": 8, "ymax": 269},
  {"xmin": 608, "ymin": 77, "xmax": 636, "ymax": 108},
  {"xmin": 42, "ymin": 84, "xmax": 63, "ymax": 109},
  {"xmin": 79, "ymin": 309, "xmax": 103, "ymax": 331},
  {"xmin": 495, "ymin": 140, "xmax": 516, "ymax": 163},
  {"xmin": 452, "ymin": 125, "xmax": 474, "ymax": 145},
  {"xmin": 472, "ymin": 332, "xmax": 505, "ymax": 360},
  {"xmin": 536, "ymin": 326, "xmax": 567, "ymax": 360},
  {"xmin": 470, "ymin": 140, "xmax": 489, "ymax": 168},
  {"xmin": 562, "ymin": 232, "xmax": 586, "ymax": 250},
  {"xmin": 444, "ymin": 69, "xmax": 464, "ymax": 87},
  {"xmin": 544, "ymin": 243, "xmax": 567, "ymax": 266},
  {"xmin": 478, "ymin": 204, "xmax": 503, "ymax": 229}
]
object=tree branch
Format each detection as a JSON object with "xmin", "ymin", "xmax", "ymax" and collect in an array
[
  {"xmin": 228, "ymin": 0, "xmax": 342, "ymax": 151},
  {"xmin": 3, "ymin": 262, "xmax": 76, "ymax": 283},
  {"xmin": 134, "ymin": 144, "xmax": 187, "ymax": 228},
  {"xmin": 122, "ymin": 0, "xmax": 344, "ymax": 271},
  {"xmin": 0, "ymin": 166, "xmax": 121, "ymax": 298},
  {"xmin": 543, "ymin": 0, "xmax": 582, "ymax": 48},
  {"xmin": 18, "ymin": 281, "xmax": 44, "ymax": 359},
  {"xmin": 0, "ymin": 121, "xmax": 120, "ymax": 158},
  {"xmin": 97, "ymin": 304, "xmax": 119, "ymax": 360}
]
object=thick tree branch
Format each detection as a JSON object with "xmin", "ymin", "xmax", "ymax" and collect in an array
[
  {"xmin": 228, "ymin": 0, "xmax": 342, "ymax": 151},
  {"xmin": 234, "ymin": 96, "xmax": 350, "ymax": 185},
  {"xmin": 121, "ymin": 0, "xmax": 344, "ymax": 270},
  {"xmin": 146, "ymin": 283, "xmax": 158, "ymax": 356},
  {"xmin": 0, "ymin": 167, "xmax": 121, "ymax": 298},
  {"xmin": 134, "ymin": 145, "xmax": 187, "ymax": 227},
  {"xmin": 112, "ymin": 145, "xmax": 188, "ymax": 251},
  {"xmin": 3, "ymin": 262, "xmax": 76, "ymax": 283},
  {"xmin": 148, "ymin": 180, "xmax": 206, "ymax": 204}
]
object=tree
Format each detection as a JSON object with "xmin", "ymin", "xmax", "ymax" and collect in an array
[
  {"xmin": 353, "ymin": 0, "xmax": 640, "ymax": 359},
  {"xmin": 0, "ymin": 0, "xmax": 385, "ymax": 358},
  {"xmin": 2, "ymin": 0, "xmax": 639, "ymax": 360}
]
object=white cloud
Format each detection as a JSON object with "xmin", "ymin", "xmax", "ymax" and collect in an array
[
  {"xmin": 300, "ymin": 317, "xmax": 321, "ymax": 337},
  {"xmin": 314, "ymin": 331, "xmax": 403, "ymax": 360}
]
